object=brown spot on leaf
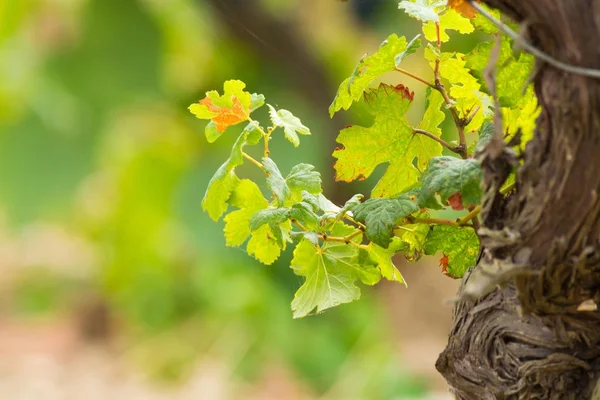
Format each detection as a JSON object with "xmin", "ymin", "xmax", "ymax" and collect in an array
[{"xmin": 447, "ymin": 192, "xmax": 465, "ymax": 211}]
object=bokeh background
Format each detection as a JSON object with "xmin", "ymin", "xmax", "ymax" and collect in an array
[{"xmin": 0, "ymin": 0, "xmax": 473, "ymax": 398}]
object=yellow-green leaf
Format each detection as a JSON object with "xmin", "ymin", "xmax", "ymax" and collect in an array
[
  {"xmin": 333, "ymin": 83, "xmax": 442, "ymax": 198},
  {"xmin": 329, "ymin": 34, "xmax": 412, "ymax": 116}
]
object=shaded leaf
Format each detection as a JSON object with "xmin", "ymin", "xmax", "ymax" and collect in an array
[
  {"xmin": 418, "ymin": 156, "xmax": 482, "ymax": 210},
  {"xmin": 353, "ymin": 196, "xmax": 419, "ymax": 248}
]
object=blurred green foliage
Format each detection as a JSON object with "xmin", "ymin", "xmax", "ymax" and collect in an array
[{"xmin": 0, "ymin": 0, "xmax": 444, "ymax": 397}]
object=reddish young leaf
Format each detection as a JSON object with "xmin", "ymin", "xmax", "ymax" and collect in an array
[
  {"xmin": 447, "ymin": 192, "xmax": 465, "ymax": 211},
  {"xmin": 200, "ymin": 96, "xmax": 247, "ymax": 133}
]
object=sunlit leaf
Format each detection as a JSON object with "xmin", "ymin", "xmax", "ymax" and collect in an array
[
  {"xmin": 189, "ymin": 80, "xmax": 257, "ymax": 140},
  {"xmin": 202, "ymin": 123, "xmax": 262, "ymax": 221},
  {"xmin": 330, "ymin": 34, "xmax": 413, "ymax": 116},
  {"xmin": 398, "ymin": 0, "xmax": 445, "ymax": 22},
  {"xmin": 423, "ymin": 9, "xmax": 474, "ymax": 43},
  {"xmin": 291, "ymin": 223, "xmax": 364, "ymax": 318},
  {"xmin": 268, "ymin": 105, "xmax": 311, "ymax": 147},
  {"xmin": 333, "ymin": 83, "xmax": 443, "ymax": 197}
]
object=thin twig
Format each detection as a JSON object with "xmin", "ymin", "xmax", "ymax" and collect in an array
[
  {"xmin": 242, "ymin": 152, "xmax": 263, "ymax": 168},
  {"xmin": 414, "ymin": 128, "xmax": 461, "ymax": 154},
  {"xmin": 394, "ymin": 67, "xmax": 436, "ymax": 89},
  {"xmin": 469, "ymin": 0, "xmax": 600, "ymax": 79}
]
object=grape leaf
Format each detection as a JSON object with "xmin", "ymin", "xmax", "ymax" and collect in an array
[
  {"xmin": 286, "ymin": 164, "xmax": 322, "ymax": 200},
  {"xmin": 395, "ymin": 34, "xmax": 422, "ymax": 67},
  {"xmin": 290, "ymin": 223, "xmax": 365, "ymax": 318},
  {"xmin": 419, "ymin": 87, "xmax": 445, "ymax": 138},
  {"xmin": 424, "ymin": 225, "xmax": 479, "ymax": 278},
  {"xmin": 353, "ymin": 196, "xmax": 419, "ymax": 248},
  {"xmin": 329, "ymin": 34, "xmax": 413, "ymax": 116},
  {"xmin": 423, "ymin": 9, "xmax": 474, "ymax": 43},
  {"xmin": 397, "ymin": 223, "xmax": 430, "ymax": 261},
  {"xmin": 224, "ymin": 179, "xmax": 268, "ymax": 246},
  {"xmin": 247, "ymin": 222, "xmax": 290, "ymax": 265},
  {"xmin": 262, "ymin": 157, "xmax": 290, "ymax": 205},
  {"xmin": 263, "ymin": 159, "xmax": 321, "ymax": 206},
  {"xmin": 189, "ymin": 80, "xmax": 256, "ymax": 141},
  {"xmin": 424, "ymin": 48, "xmax": 492, "ymax": 132},
  {"xmin": 418, "ymin": 156, "xmax": 482, "ymax": 210},
  {"xmin": 472, "ymin": 3, "xmax": 500, "ymax": 34},
  {"xmin": 202, "ymin": 123, "xmax": 262, "ymax": 221},
  {"xmin": 398, "ymin": 0, "xmax": 445, "ymax": 22},
  {"xmin": 448, "ymin": 0, "xmax": 479, "ymax": 19},
  {"xmin": 268, "ymin": 105, "xmax": 311, "ymax": 147},
  {"xmin": 466, "ymin": 38, "xmax": 534, "ymax": 108},
  {"xmin": 365, "ymin": 237, "xmax": 407, "ymax": 285},
  {"xmin": 249, "ymin": 207, "xmax": 291, "ymax": 231},
  {"xmin": 333, "ymin": 83, "xmax": 443, "ymax": 197}
]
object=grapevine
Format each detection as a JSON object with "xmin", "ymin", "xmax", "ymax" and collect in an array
[{"xmin": 189, "ymin": 0, "xmax": 539, "ymax": 318}]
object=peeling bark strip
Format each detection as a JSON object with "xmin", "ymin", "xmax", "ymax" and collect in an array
[{"xmin": 437, "ymin": 1, "xmax": 600, "ymax": 399}]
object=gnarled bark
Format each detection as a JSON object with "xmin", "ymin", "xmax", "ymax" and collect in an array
[{"xmin": 437, "ymin": 1, "xmax": 600, "ymax": 399}]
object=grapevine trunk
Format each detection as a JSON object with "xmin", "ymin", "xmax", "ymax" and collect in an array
[{"xmin": 437, "ymin": 1, "xmax": 600, "ymax": 399}]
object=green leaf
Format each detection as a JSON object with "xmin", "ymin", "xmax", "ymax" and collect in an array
[
  {"xmin": 251, "ymin": 93, "xmax": 266, "ymax": 112},
  {"xmin": 418, "ymin": 156, "xmax": 482, "ymax": 210},
  {"xmin": 419, "ymin": 88, "xmax": 445, "ymax": 138},
  {"xmin": 202, "ymin": 165, "xmax": 240, "ymax": 222},
  {"xmin": 268, "ymin": 105, "xmax": 311, "ymax": 147},
  {"xmin": 395, "ymin": 34, "xmax": 422, "ymax": 67},
  {"xmin": 262, "ymin": 157, "xmax": 290, "ymax": 205},
  {"xmin": 466, "ymin": 38, "xmax": 534, "ymax": 108},
  {"xmin": 470, "ymin": 121, "xmax": 494, "ymax": 155},
  {"xmin": 291, "ymin": 223, "xmax": 364, "ymax": 318},
  {"xmin": 263, "ymin": 159, "xmax": 321, "ymax": 206},
  {"xmin": 249, "ymin": 207, "xmax": 291, "ymax": 231},
  {"xmin": 472, "ymin": 4, "xmax": 501, "ymax": 34},
  {"xmin": 424, "ymin": 225, "xmax": 479, "ymax": 278},
  {"xmin": 204, "ymin": 121, "xmax": 219, "ymax": 143},
  {"xmin": 247, "ymin": 223, "xmax": 289, "ymax": 265},
  {"xmin": 353, "ymin": 196, "xmax": 419, "ymax": 248},
  {"xmin": 398, "ymin": 0, "xmax": 445, "ymax": 22},
  {"xmin": 286, "ymin": 163, "xmax": 322, "ymax": 199},
  {"xmin": 424, "ymin": 48, "xmax": 492, "ymax": 132},
  {"xmin": 397, "ymin": 223, "xmax": 430, "ymax": 261},
  {"xmin": 202, "ymin": 123, "xmax": 263, "ymax": 221},
  {"xmin": 340, "ymin": 194, "xmax": 364, "ymax": 214},
  {"xmin": 333, "ymin": 83, "xmax": 443, "ymax": 197},
  {"xmin": 366, "ymin": 237, "xmax": 407, "ymax": 285},
  {"xmin": 423, "ymin": 9, "xmax": 474, "ymax": 43},
  {"xmin": 329, "ymin": 34, "xmax": 413, "ymax": 116},
  {"xmin": 224, "ymin": 180, "xmax": 268, "ymax": 247}
]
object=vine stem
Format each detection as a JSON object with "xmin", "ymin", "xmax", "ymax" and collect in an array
[
  {"xmin": 414, "ymin": 128, "xmax": 462, "ymax": 154},
  {"xmin": 242, "ymin": 152, "xmax": 263, "ymax": 169},
  {"xmin": 433, "ymin": 21, "xmax": 469, "ymax": 160},
  {"xmin": 245, "ymin": 116, "xmax": 271, "ymax": 158},
  {"xmin": 394, "ymin": 67, "xmax": 436, "ymax": 89}
]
